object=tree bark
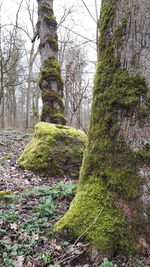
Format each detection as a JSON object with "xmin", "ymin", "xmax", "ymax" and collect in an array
[
  {"xmin": 37, "ymin": 0, "xmax": 66, "ymax": 124},
  {"xmin": 55, "ymin": 0, "xmax": 150, "ymax": 256}
]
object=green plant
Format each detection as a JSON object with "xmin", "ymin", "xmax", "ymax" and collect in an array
[
  {"xmin": 52, "ymin": 181, "xmax": 76, "ymax": 198},
  {"xmin": 100, "ymin": 258, "xmax": 118, "ymax": 267},
  {"xmin": 0, "ymin": 208, "xmax": 19, "ymax": 223},
  {"xmin": 0, "ymin": 181, "xmax": 76, "ymax": 265},
  {"xmin": 23, "ymin": 185, "xmax": 52, "ymax": 196},
  {"xmin": 38, "ymin": 196, "xmax": 56, "ymax": 216},
  {"xmin": 0, "ymin": 191, "xmax": 14, "ymax": 201},
  {"xmin": 37, "ymin": 252, "xmax": 52, "ymax": 264},
  {"xmin": 2, "ymin": 252, "xmax": 17, "ymax": 267},
  {"xmin": 21, "ymin": 212, "xmax": 52, "ymax": 233},
  {"xmin": 20, "ymin": 182, "xmax": 76, "ymax": 200},
  {"xmin": 0, "ymin": 241, "xmax": 35, "ymax": 266}
]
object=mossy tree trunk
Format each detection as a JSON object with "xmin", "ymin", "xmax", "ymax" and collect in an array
[
  {"xmin": 55, "ymin": 0, "xmax": 150, "ymax": 256},
  {"xmin": 36, "ymin": 0, "xmax": 66, "ymax": 124}
]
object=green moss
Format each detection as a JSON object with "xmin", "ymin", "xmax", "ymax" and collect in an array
[
  {"xmin": 139, "ymin": 107, "xmax": 150, "ymax": 117},
  {"xmin": 54, "ymin": 0, "xmax": 149, "ymax": 255},
  {"xmin": 0, "ymin": 142, "xmax": 5, "ymax": 146},
  {"xmin": 39, "ymin": 56, "xmax": 65, "ymax": 123},
  {"xmin": 18, "ymin": 122, "xmax": 87, "ymax": 178},
  {"xmin": 115, "ymin": 17, "xmax": 127, "ymax": 43},
  {"xmin": 44, "ymin": 14, "xmax": 57, "ymax": 25},
  {"xmin": 39, "ymin": 57, "xmax": 63, "ymax": 89},
  {"xmin": 55, "ymin": 177, "xmax": 137, "ymax": 255},
  {"xmin": 40, "ymin": 105, "xmax": 52, "ymax": 121},
  {"xmin": 42, "ymin": 57, "xmax": 60, "ymax": 77},
  {"xmin": 136, "ymin": 144, "xmax": 150, "ymax": 164},
  {"xmin": 51, "ymin": 111, "xmax": 67, "ymax": 125},
  {"xmin": 41, "ymin": 90, "xmax": 64, "ymax": 110},
  {"xmin": 99, "ymin": 0, "xmax": 118, "ymax": 49},
  {"xmin": 99, "ymin": 1, "xmax": 117, "ymax": 37},
  {"xmin": 41, "ymin": 90, "xmax": 66, "ymax": 124},
  {"xmin": 0, "ymin": 191, "xmax": 13, "ymax": 201},
  {"xmin": 41, "ymin": 2, "xmax": 52, "ymax": 11},
  {"xmin": 45, "ymin": 36, "xmax": 58, "ymax": 51}
]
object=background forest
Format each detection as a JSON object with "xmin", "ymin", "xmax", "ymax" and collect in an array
[{"xmin": 0, "ymin": 0, "xmax": 100, "ymax": 132}]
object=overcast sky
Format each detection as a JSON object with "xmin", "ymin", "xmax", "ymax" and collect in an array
[
  {"xmin": 1, "ymin": 0, "xmax": 101, "ymax": 41},
  {"xmin": 1, "ymin": 0, "xmax": 101, "ymax": 86}
]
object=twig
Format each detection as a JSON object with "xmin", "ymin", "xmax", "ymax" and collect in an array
[
  {"xmin": 53, "ymin": 243, "xmax": 90, "ymax": 263},
  {"xmin": 57, "ymin": 251, "xmax": 84, "ymax": 265},
  {"xmin": 53, "ymin": 207, "xmax": 105, "ymax": 264},
  {"xmin": 74, "ymin": 207, "xmax": 104, "ymax": 245},
  {"xmin": 55, "ymin": 244, "xmax": 90, "ymax": 265}
]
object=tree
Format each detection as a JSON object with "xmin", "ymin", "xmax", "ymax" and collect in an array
[
  {"xmin": 57, "ymin": 20, "xmax": 92, "ymax": 132},
  {"xmin": 25, "ymin": 0, "xmax": 39, "ymax": 128},
  {"xmin": 64, "ymin": 46, "xmax": 89, "ymax": 132},
  {"xmin": 35, "ymin": 0, "xmax": 66, "ymax": 124},
  {"xmin": 0, "ymin": 25, "xmax": 24, "ymax": 128},
  {"xmin": 4, "ymin": 36, "xmax": 23, "ymax": 128},
  {"xmin": 0, "ymin": 0, "xmax": 39, "ymax": 129},
  {"xmin": 55, "ymin": 0, "xmax": 150, "ymax": 256}
]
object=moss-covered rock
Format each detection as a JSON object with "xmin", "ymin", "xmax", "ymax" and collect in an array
[{"xmin": 18, "ymin": 122, "xmax": 87, "ymax": 179}]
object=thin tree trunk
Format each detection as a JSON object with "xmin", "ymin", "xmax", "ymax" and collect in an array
[
  {"xmin": 0, "ymin": 66, "xmax": 4, "ymax": 128},
  {"xmin": 12, "ymin": 89, "xmax": 16, "ymax": 128},
  {"xmin": 36, "ymin": 0, "xmax": 66, "ymax": 124}
]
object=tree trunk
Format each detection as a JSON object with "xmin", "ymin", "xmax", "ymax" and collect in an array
[
  {"xmin": 26, "ymin": 48, "xmax": 33, "ymax": 129},
  {"xmin": 37, "ymin": 0, "xmax": 66, "ymax": 124},
  {"xmin": 55, "ymin": 0, "xmax": 150, "ymax": 256},
  {"xmin": 12, "ymin": 88, "xmax": 17, "ymax": 128},
  {"xmin": 0, "ymin": 66, "xmax": 4, "ymax": 129}
]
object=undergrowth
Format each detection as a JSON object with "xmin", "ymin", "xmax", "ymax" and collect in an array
[
  {"xmin": 0, "ymin": 181, "xmax": 76, "ymax": 266},
  {"xmin": 100, "ymin": 258, "xmax": 117, "ymax": 267}
]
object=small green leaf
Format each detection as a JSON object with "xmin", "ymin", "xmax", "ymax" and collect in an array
[{"xmin": 3, "ymin": 252, "xmax": 7, "ymax": 258}]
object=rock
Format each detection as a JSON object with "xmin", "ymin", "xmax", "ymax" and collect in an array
[{"xmin": 18, "ymin": 122, "xmax": 87, "ymax": 179}]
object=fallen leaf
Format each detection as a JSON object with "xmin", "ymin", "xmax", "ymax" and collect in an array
[
  {"xmin": 16, "ymin": 255, "xmax": 24, "ymax": 267},
  {"xmin": 25, "ymin": 261, "xmax": 32, "ymax": 267},
  {"xmin": 10, "ymin": 223, "xmax": 18, "ymax": 230},
  {"xmin": 55, "ymin": 245, "xmax": 63, "ymax": 253},
  {"xmin": 2, "ymin": 236, "xmax": 11, "ymax": 244}
]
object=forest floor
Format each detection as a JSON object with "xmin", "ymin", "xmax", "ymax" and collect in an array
[{"xmin": 0, "ymin": 129, "xmax": 149, "ymax": 267}]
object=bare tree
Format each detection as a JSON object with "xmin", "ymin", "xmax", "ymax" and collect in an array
[
  {"xmin": 25, "ymin": 0, "xmax": 39, "ymax": 128},
  {"xmin": 0, "ymin": 25, "xmax": 25, "ymax": 128},
  {"xmin": 64, "ymin": 46, "xmax": 89, "ymax": 132}
]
